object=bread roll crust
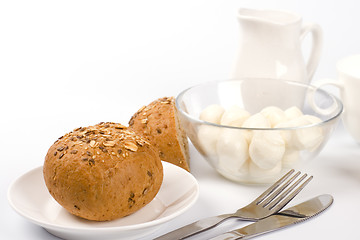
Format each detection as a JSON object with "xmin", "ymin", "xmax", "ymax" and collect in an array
[
  {"xmin": 129, "ymin": 97, "xmax": 190, "ymax": 171},
  {"xmin": 43, "ymin": 122, "xmax": 163, "ymax": 221}
]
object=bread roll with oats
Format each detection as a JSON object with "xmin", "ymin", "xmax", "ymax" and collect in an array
[
  {"xmin": 43, "ymin": 122, "xmax": 163, "ymax": 221},
  {"xmin": 129, "ymin": 97, "xmax": 190, "ymax": 171}
]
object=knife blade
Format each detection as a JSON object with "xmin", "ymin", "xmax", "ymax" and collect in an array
[{"xmin": 209, "ymin": 194, "xmax": 333, "ymax": 240}]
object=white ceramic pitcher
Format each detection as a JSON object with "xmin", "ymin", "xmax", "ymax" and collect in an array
[{"xmin": 232, "ymin": 8, "xmax": 323, "ymax": 83}]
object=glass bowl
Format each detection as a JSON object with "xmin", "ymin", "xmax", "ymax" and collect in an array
[{"xmin": 176, "ymin": 79, "xmax": 343, "ymax": 184}]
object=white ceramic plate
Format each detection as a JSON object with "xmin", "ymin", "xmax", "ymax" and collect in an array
[{"xmin": 8, "ymin": 161, "xmax": 199, "ymax": 240}]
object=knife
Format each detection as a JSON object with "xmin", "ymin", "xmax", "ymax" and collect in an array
[{"xmin": 209, "ymin": 194, "xmax": 333, "ymax": 240}]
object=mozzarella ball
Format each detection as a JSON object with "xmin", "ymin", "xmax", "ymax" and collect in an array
[
  {"xmin": 218, "ymin": 160, "xmax": 250, "ymax": 182},
  {"xmin": 220, "ymin": 106, "xmax": 250, "ymax": 127},
  {"xmin": 217, "ymin": 128, "xmax": 249, "ymax": 173},
  {"xmin": 197, "ymin": 125, "xmax": 221, "ymax": 157},
  {"xmin": 284, "ymin": 106, "xmax": 303, "ymax": 120},
  {"xmin": 286, "ymin": 115, "xmax": 324, "ymax": 150},
  {"xmin": 242, "ymin": 113, "xmax": 271, "ymax": 129},
  {"xmin": 274, "ymin": 121, "xmax": 292, "ymax": 144},
  {"xmin": 249, "ymin": 159, "xmax": 282, "ymax": 179},
  {"xmin": 260, "ymin": 106, "xmax": 286, "ymax": 127},
  {"xmin": 249, "ymin": 131, "xmax": 285, "ymax": 169},
  {"xmin": 238, "ymin": 159, "xmax": 250, "ymax": 176},
  {"xmin": 199, "ymin": 104, "xmax": 225, "ymax": 124},
  {"xmin": 282, "ymin": 148, "xmax": 300, "ymax": 167},
  {"xmin": 241, "ymin": 113, "xmax": 271, "ymax": 143}
]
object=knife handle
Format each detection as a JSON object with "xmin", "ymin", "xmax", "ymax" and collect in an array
[
  {"xmin": 210, "ymin": 231, "xmax": 246, "ymax": 240},
  {"xmin": 155, "ymin": 214, "xmax": 234, "ymax": 240}
]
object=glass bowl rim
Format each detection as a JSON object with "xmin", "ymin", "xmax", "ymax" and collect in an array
[{"xmin": 175, "ymin": 78, "xmax": 343, "ymax": 131}]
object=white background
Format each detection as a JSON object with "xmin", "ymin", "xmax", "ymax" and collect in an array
[{"xmin": 1, "ymin": 0, "xmax": 360, "ymax": 239}]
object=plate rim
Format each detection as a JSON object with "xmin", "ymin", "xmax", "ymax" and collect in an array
[{"xmin": 8, "ymin": 161, "xmax": 199, "ymax": 233}]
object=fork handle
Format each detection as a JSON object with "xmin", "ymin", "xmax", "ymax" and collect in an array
[{"xmin": 154, "ymin": 214, "xmax": 235, "ymax": 240}]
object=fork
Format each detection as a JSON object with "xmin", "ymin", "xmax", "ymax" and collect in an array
[{"xmin": 155, "ymin": 169, "xmax": 313, "ymax": 240}]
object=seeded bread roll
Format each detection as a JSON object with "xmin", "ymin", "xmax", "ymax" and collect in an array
[
  {"xmin": 129, "ymin": 97, "xmax": 190, "ymax": 171},
  {"xmin": 43, "ymin": 122, "xmax": 163, "ymax": 221}
]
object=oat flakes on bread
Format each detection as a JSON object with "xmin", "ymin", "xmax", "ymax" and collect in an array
[
  {"xmin": 128, "ymin": 97, "xmax": 190, "ymax": 171},
  {"xmin": 43, "ymin": 122, "xmax": 163, "ymax": 221}
]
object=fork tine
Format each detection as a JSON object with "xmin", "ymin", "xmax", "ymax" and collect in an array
[
  {"xmin": 265, "ymin": 173, "xmax": 307, "ymax": 208},
  {"xmin": 260, "ymin": 171, "xmax": 301, "ymax": 207},
  {"xmin": 255, "ymin": 169, "xmax": 295, "ymax": 204},
  {"xmin": 269, "ymin": 175, "xmax": 313, "ymax": 211}
]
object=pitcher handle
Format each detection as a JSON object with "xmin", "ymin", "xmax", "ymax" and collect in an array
[{"xmin": 300, "ymin": 23, "xmax": 323, "ymax": 81}]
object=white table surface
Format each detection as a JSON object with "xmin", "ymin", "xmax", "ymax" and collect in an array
[{"xmin": 1, "ymin": 1, "xmax": 360, "ymax": 239}]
